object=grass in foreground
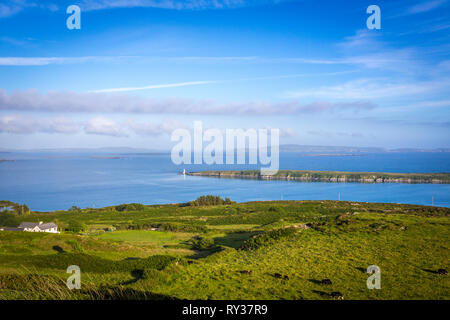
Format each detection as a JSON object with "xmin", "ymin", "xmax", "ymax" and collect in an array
[{"xmin": 0, "ymin": 199, "xmax": 449, "ymax": 300}]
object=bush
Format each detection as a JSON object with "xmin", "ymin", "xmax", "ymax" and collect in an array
[
  {"xmin": 115, "ymin": 203, "xmax": 146, "ymax": 212},
  {"xmin": 189, "ymin": 236, "xmax": 215, "ymax": 250},
  {"xmin": 0, "ymin": 201, "xmax": 30, "ymax": 215},
  {"xmin": 158, "ymin": 222, "xmax": 207, "ymax": 233},
  {"xmin": 188, "ymin": 195, "xmax": 235, "ymax": 206},
  {"xmin": 64, "ymin": 221, "xmax": 87, "ymax": 233},
  {"xmin": 68, "ymin": 206, "xmax": 81, "ymax": 212},
  {"xmin": 0, "ymin": 212, "xmax": 19, "ymax": 227}
]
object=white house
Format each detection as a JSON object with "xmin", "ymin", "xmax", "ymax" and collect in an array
[{"xmin": 17, "ymin": 221, "xmax": 59, "ymax": 233}]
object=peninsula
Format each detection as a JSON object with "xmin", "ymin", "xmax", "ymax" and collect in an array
[{"xmin": 186, "ymin": 170, "xmax": 450, "ymax": 184}]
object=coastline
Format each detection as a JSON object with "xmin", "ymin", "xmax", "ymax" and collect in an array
[{"xmin": 186, "ymin": 170, "xmax": 450, "ymax": 184}]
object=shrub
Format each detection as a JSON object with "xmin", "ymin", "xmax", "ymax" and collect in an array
[
  {"xmin": 68, "ymin": 206, "xmax": 81, "ymax": 212},
  {"xmin": 188, "ymin": 195, "xmax": 235, "ymax": 206},
  {"xmin": 189, "ymin": 236, "xmax": 215, "ymax": 250},
  {"xmin": 0, "ymin": 212, "xmax": 19, "ymax": 227},
  {"xmin": 64, "ymin": 221, "xmax": 87, "ymax": 233},
  {"xmin": 0, "ymin": 201, "xmax": 30, "ymax": 215},
  {"xmin": 158, "ymin": 222, "xmax": 207, "ymax": 233},
  {"xmin": 115, "ymin": 203, "xmax": 146, "ymax": 212}
]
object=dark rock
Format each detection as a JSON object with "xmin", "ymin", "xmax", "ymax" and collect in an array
[
  {"xmin": 437, "ymin": 269, "xmax": 448, "ymax": 275},
  {"xmin": 274, "ymin": 273, "xmax": 283, "ymax": 279},
  {"xmin": 238, "ymin": 270, "xmax": 252, "ymax": 274},
  {"xmin": 321, "ymin": 279, "xmax": 332, "ymax": 285},
  {"xmin": 330, "ymin": 291, "xmax": 344, "ymax": 300}
]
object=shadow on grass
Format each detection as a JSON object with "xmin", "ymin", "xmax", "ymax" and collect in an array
[
  {"xmin": 308, "ymin": 279, "xmax": 322, "ymax": 285},
  {"xmin": 4, "ymin": 252, "xmax": 177, "ymax": 274},
  {"xmin": 422, "ymin": 268, "xmax": 440, "ymax": 274},
  {"xmin": 213, "ymin": 231, "xmax": 261, "ymax": 249},
  {"xmin": 119, "ymin": 269, "xmax": 145, "ymax": 285},
  {"xmin": 312, "ymin": 290, "xmax": 329, "ymax": 297},
  {"xmin": 52, "ymin": 245, "xmax": 65, "ymax": 253},
  {"xmin": 188, "ymin": 247, "xmax": 223, "ymax": 259},
  {"xmin": 82, "ymin": 286, "xmax": 178, "ymax": 300}
]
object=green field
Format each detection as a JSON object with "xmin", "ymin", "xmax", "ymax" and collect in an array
[
  {"xmin": 98, "ymin": 230, "xmax": 190, "ymax": 244},
  {"xmin": 0, "ymin": 198, "xmax": 449, "ymax": 300}
]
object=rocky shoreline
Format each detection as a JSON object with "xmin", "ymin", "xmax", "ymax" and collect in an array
[{"xmin": 186, "ymin": 170, "xmax": 450, "ymax": 184}]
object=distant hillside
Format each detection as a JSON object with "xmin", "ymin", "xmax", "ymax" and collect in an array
[
  {"xmin": 279, "ymin": 145, "xmax": 450, "ymax": 153},
  {"xmin": 279, "ymin": 144, "xmax": 386, "ymax": 153},
  {"xmin": 0, "ymin": 145, "xmax": 448, "ymax": 154}
]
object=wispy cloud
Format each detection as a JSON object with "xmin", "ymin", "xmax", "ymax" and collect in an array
[
  {"xmin": 406, "ymin": 0, "xmax": 447, "ymax": 15},
  {"xmin": 307, "ymin": 130, "xmax": 364, "ymax": 138},
  {"xmin": 0, "ymin": 56, "xmax": 135, "ymax": 66},
  {"xmin": 0, "ymin": 52, "xmax": 424, "ymax": 74},
  {"xmin": 79, "ymin": 0, "xmax": 284, "ymax": 11},
  {"xmin": 93, "ymin": 81, "xmax": 215, "ymax": 93},
  {"xmin": 0, "ymin": 0, "xmax": 285, "ymax": 18},
  {"xmin": 285, "ymin": 78, "xmax": 449, "ymax": 100},
  {"xmin": 0, "ymin": 1, "xmax": 58, "ymax": 18},
  {"xmin": 0, "ymin": 0, "xmax": 33, "ymax": 18}
]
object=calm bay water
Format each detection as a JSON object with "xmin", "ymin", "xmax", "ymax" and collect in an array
[{"xmin": 0, "ymin": 152, "xmax": 449, "ymax": 211}]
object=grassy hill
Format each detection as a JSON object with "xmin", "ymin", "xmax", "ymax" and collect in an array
[{"xmin": 0, "ymin": 199, "xmax": 449, "ymax": 300}]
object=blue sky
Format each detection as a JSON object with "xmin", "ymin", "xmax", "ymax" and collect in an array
[{"xmin": 0, "ymin": 0, "xmax": 449, "ymax": 150}]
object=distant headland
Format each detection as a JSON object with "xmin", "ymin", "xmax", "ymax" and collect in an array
[{"xmin": 187, "ymin": 170, "xmax": 450, "ymax": 184}]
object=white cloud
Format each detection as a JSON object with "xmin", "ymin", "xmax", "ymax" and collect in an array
[
  {"xmin": 0, "ymin": 89, "xmax": 376, "ymax": 115},
  {"xmin": 126, "ymin": 119, "xmax": 187, "ymax": 136},
  {"xmin": 0, "ymin": 115, "xmax": 81, "ymax": 134},
  {"xmin": 0, "ymin": 114, "xmax": 192, "ymax": 137},
  {"xmin": 84, "ymin": 117, "xmax": 126, "ymax": 137}
]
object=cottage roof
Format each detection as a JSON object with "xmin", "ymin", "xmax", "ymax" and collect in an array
[
  {"xmin": 18, "ymin": 222, "xmax": 39, "ymax": 229},
  {"xmin": 18, "ymin": 222, "xmax": 57, "ymax": 230},
  {"xmin": 38, "ymin": 223, "xmax": 57, "ymax": 230}
]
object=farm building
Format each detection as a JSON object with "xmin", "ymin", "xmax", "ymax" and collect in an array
[{"xmin": 0, "ymin": 221, "xmax": 59, "ymax": 233}]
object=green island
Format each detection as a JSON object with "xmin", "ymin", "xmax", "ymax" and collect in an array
[
  {"xmin": 0, "ymin": 196, "xmax": 449, "ymax": 300},
  {"xmin": 187, "ymin": 170, "xmax": 450, "ymax": 184}
]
